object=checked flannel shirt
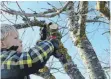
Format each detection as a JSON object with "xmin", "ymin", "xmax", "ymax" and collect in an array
[{"xmin": 1, "ymin": 40, "xmax": 54, "ymax": 79}]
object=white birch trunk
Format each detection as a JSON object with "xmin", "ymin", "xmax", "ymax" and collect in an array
[{"xmin": 67, "ymin": 1, "xmax": 107, "ymax": 79}]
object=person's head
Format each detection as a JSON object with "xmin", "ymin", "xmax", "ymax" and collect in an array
[{"xmin": 1, "ymin": 24, "xmax": 22, "ymax": 52}]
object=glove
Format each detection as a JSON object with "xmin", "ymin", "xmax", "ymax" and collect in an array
[
  {"xmin": 48, "ymin": 23, "xmax": 58, "ymax": 37},
  {"xmin": 48, "ymin": 23, "xmax": 60, "ymax": 50},
  {"xmin": 40, "ymin": 25, "xmax": 47, "ymax": 40},
  {"xmin": 48, "ymin": 23, "xmax": 62, "ymax": 59},
  {"xmin": 50, "ymin": 39, "xmax": 59, "ymax": 50},
  {"xmin": 39, "ymin": 22, "xmax": 60, "ymax": 57}
]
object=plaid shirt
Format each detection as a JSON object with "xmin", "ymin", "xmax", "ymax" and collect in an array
[{"xmin": 1, "ymin": 40, "xmax": 54, "ymax": 75}]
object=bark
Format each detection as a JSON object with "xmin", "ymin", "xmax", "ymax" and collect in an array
[
  {"xmin": 13, "ymin": 20, "xmax": 47, "ymax": 29},
  {"xmin": 67, "ymin": 1, "xmax": 107, "ymax": 79},
  {"xmin": 96, "ymin": 1, "xmax": 110, "ymax": 20},
  {"xmin": 36, "ymin": 66, "xmax": 56, "ymax": 79},
  {"xmin": 56, "ymin": 42, "xmax": 85, "ymax": 79}
]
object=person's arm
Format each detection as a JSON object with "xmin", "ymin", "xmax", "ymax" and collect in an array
[
  {"xmin": 20, "ymin": 40, "xmax": 55, "ymax": 75},
  {"xmin": 2, "ymin": 40, "xmax": 54, "ymax": 75}
]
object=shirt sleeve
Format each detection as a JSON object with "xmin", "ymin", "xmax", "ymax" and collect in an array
[
  {"xmin": 20, "ymin": 40, "xmax": 54, "ymax": 74},
  {"xmin": 1, "ymin": 40, "xmax": 54, "ymax": 75}
]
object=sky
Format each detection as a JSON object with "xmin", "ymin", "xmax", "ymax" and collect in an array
[{"xmin": 0, "ymin": 1, "xmax": 110, "ymax": 79}]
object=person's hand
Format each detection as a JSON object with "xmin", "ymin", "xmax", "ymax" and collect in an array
[
  {"xmin": 48, "ymin": 23, "xmax": 60, "ymax": 50},
  {"xmin": 39, "ymin": 22, "xmax": 61, "ymax": 57},
  {"xmin": 40, "ymin": 25, "xmax": 47, "ymax": 40},
  {"xmin": 48, "ymin": 23, "xmax": 58, "ymax": 39}
]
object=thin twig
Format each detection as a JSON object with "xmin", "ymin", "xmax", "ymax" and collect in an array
[{"xmin": 1, "ymin": 2, "xmax": 70, "ymax": 18}]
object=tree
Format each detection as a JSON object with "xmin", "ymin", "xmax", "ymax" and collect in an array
[
  {"xmin": 67, "ymin": 1, "xmax": 108, "ymax": 79},
  {"xmin": 1, "ymin": 1, "xmax": 110, "ymax": 79}
]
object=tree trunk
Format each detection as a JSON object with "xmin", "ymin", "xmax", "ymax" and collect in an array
[
  {"xmin": 67, "ymin": 1, "xmax": 107, "ymax": 79},
  {"xmin": 96, "ymin": 1, "xmax": 110, "ymax": 20}
]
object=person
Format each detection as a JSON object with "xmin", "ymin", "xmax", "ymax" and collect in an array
[{"xmin": 0, "ymin": 24, "xmax": 59, "ymax": 79}]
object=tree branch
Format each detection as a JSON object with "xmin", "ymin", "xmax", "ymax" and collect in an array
[
  {"xmin": 1, "ymin": 2, "xmax": 70, "ymax": 18},
  {"xmin": 11, "ymin": 18, "xmax": 108, "ymax": 31},
  {"xmin": 13, "ymin": 20, "xmax": 47, "ymax": 29},
  {"xmin": 86, "ymin": 19, "xmax": 109, "ymax": 24}
]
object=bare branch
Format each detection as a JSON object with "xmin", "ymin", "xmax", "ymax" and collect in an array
[
  {"xmin": 13, "ymin": 20, "xmax": 47, "ymax": 29},
  {"xmin": 1, "ymin": 13, "xmax": 15, "ymax": 24},
  {"xmin": 16, "ymin": 1, "xmax": 34, "ymax": 31},
  {"xmin": 86, "ymin": 19, "xmax": 109, "ymax": 24},
  {"xmin": 1, "ymin": 2, "xmax": 70, "ymax": 18}
]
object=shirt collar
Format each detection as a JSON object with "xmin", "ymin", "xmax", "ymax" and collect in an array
[{"xmin": 1, "ymin": 46, "xmax": 18, "ymax": 52}]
